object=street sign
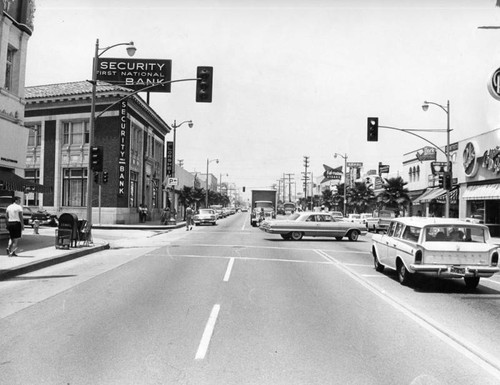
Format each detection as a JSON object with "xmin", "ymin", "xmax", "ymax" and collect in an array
[
  {"xmin": 347, "ymin": 162, "xmax": 363, "ymax": 168},
  {"xmin": 167, "ymin": 178, "xmax": 178, "ymax": 186}
]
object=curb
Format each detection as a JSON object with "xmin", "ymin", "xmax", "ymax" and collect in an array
[
  {"xmin": 0, "ymin": 242, "xmax": 110, "ymax": 281},
  {"xmin": 92, "ymin": 223, "xmax": 186, "ymax": 231}
]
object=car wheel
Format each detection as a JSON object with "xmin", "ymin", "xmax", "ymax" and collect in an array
[
  {"xmin": 290, "ymin": 231, "xmax": 303, "ymax": 241},
  {"xmin": 280, "ymin": 234, "xmax": 291, "ymax": 240},
  {"xmin": 373, "ymin": 252, "xmax": 384, "ymax": 272},
  {"xmin": 397, "ymin": 260, "xmax": 412, "ymax": 286},
  {"xmin": 464, "ymin": 277, "xmax": 480, "ymax": 290},
  {"xmin": 347, "ymin": 230, "xmax": 359, "ymax": 241},
  {"xmin": 335, "ymin": 237, "xmax": 343, "ymax": 241}
]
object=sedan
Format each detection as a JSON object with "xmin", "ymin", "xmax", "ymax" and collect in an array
[
  {"xmin": 259, "ymin": 212, "xmax": 367, "ymax": 241},
  {"xmin": 193, "ymin": 209, "xmax": 217, "ymax": 226},
  {"xmin": 371, "ymin": 217, "xmax": 500, "ymax": 289}
]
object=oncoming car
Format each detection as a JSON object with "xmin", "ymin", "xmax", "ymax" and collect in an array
[
  {"xmin": 193, "ymin": 209, "xmax": 217, "ymax": 226},
  {"xmin": 371, "ymin": 217, "xmax": 500, "ymax": 289},
  {"xmin": 259, "ymin": 212, "xmax": 367, "ymax": 241}
]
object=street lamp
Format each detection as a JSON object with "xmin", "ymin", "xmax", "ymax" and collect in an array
[
  {"xmin": 171, "ymin": 120, "xmax": 194, "ymax": 177},
  {"xmin": 422, "ymin": 100, "xmax": 451, "ymax": 218},
  {"xmin": 86, "ymin": 38, "xmax": 136, "ymax": 227},
  {"xmin": 205, "ymin": 158, "xmax": 219, "ymax": 207},
  {"xmin": 334, "ymin": 152, "xmax": 348, "ymax": 216}
]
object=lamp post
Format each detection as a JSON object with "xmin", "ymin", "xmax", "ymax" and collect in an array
[
  {"xmin": 171, "ymin": 120, "xmax": 194, "ymax": 177},
  {"xmin": 422, "ymin": 100, "xmax": 451, "ymax": 218},
  {"xmin": 205, "ymin": 158, "xmax": 219, "ymax": 207},
  {"xmin": 86, "ymin": 38, "xmax": 136, "ymax": 227},
  {"xmin": 334, "ymin": 152, "xmax": 348, "ymax": 215}
]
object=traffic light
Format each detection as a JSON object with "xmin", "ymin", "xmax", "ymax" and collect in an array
[
  {"xmin": 90, "ymin": 146, "xmax": 103, "ymax": 171},
  {"xmin": 438, "ymin": 174, "xmax": 444, "ymax": 188},
  {"xmin": 367, "ymin": 117, "xmax": 379, "ymax": 142},
  {"xmin": 444, "ymin": 172, "xmax": 452, "ymax": 190},
  {"xmin": 102, "ymin": 171, "xmax": 109, "ymax": 183},
  {"xmin": 94, "ymin": 171, "xmax": 100, "ymax": 184},
  {"xmin": 196, "ymin": 66, "xmax": 213, "ymax": 103}
]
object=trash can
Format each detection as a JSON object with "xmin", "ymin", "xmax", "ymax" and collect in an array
[{"xmin": 56, "ymin": 213, "xmax": 79, "ymax": 248}]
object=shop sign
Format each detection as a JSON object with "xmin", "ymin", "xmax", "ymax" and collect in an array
[
  {"xmin": 347, "ymin": 162, "xmax": 363, "ymax": 168},
  {"xmin": 481, "ymin": 146, "xmax": 500, "ymax": 173},
  {"xmin": 118, "ymin": 100, "xmax": 129, "ymax": 196},
  {"xmin": 378, "ymin": 163, "xmax": 390, "ymax": 174},
  {"xmin": 463, "ymin": 141, "xmax": 480, "ymax": 178},
  {"xmin": 97, "ymin": 58, "xmax": 172, "ymax": 93},
  {"xmin": 415, "ymin": 146, "xmax": 436, "ymax": 162},
  {"xmin": 488, "ymin": 67, "xmax": 500, "ymax": 101},
  {"xmin": 166, "ymin": 142, "xmax": 174, "ymax": 177},
  {"xmin": 321, "ymin": 164, "xmax": 342, "ymax": 182}
]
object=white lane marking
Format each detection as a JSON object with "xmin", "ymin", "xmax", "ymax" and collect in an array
[
  {"xmin": 314, "ymin": 249, "xmax": 500, "ymax": 380},
  {"xmin": 483, "ymin": 278, "xmax": 500, "ymax": 286},
  {"xmin": 195, "ymin": 304, "xmax": 221, "ymax": 360},
  {"xmin": 223, "ymin": 257, "xmax": 235, "ymax": 282},
  {"xmin": 177, "ymin": 243, "xmax": 370, "ymax": 254}
]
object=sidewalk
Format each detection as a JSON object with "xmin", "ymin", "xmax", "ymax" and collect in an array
[{"xmin": 0, "ymin": 219, "xmax": 186, "ymax": 280}]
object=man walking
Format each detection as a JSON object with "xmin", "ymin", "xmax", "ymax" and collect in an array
[
  {"xmin": 185, "ymin": 205, "xmax": 194, "ymax": 231},
  {"xmin": 6, "ymin": 196, "xmax": 24, "ymax": 257}
]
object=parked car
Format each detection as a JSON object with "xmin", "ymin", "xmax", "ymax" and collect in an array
[
  {"xmin": 22, "ymin": 207, "xmax": 33, "ymax": 227},
  {"xmin": 371, "ymin": 217, "xmax": 500, "ymax": 289},
  {"xmin": 365, "ymin": 209, "xmax": 395, "ymax": 232},
  {"xmin": 260, "ymin": 212, "xmax": 367, "ymax": 241},
  {"xmin": 329, "ymin": 211, "xmax": 344, "ymax": 219},
  {"xmin": 193, "ymin": 209, "xmax": 217, "ymax": 226},
  {"xmin": 30, "ymin": 209, "xmax": 59, "ymax": 227}
]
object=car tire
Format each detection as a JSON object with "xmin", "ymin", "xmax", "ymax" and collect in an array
[
  {"xmin": 464, "ymin": 277, "xmax": 480, "ymax": 290},
  {"xmin": 281, "ymin": 234, "xmax": 291, "ymax": 240},
  {"xmin": 397, "ymin": 260, "xmax": 412, "ymax": 286},
  {"xmin": 373, "ymin": 252, "xmax": 384, "ymax": 272},
  {"xmin": 347, "ymin": 230, "xmax": 359, "ymax": 241},
  {"xmin": 290, "ymin": 231, "xmax": 303, "ymax": 241}
]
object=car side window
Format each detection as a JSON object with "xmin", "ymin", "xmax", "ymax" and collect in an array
[
  {"xmin": 306, "ymin": 215, "xmax": 315, "ymax": 222},
  {"xmin": 387, "ymin": 221, "xmax": 397, "ymax": 237},
  {"xmin": 322, "ymin": 215, "xmax": 333, "ymax": 222},
  {"xmin": 402, "ymin": 226, "xmax": 421, "ymax": 242},
  {"xmin": 393, "ymin": 223, "xmax": 405, "ymax": 238}
]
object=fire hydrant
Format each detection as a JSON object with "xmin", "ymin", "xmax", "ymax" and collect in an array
[{"xmin": 33, "ymin": 219, "xmax": 40, "ymax": 234}]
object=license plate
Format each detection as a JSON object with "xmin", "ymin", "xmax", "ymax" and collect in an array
[{"xmin": 450, "ymin": 266, "xmax": 466, "ymax": 275}]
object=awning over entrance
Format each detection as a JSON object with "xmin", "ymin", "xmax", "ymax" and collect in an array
[
  {"xmin": 413, "ymin": 187, "xmax": 446, "ymax": 204},
  {"xmin": 462, "ymin": 183, "xmax": 500, "ymax": 200},
  {"xmin": 435, "ymin": 188, "xmax": 458, "ymax": 204},
  {"xmin": 0, "ymin": 170, "xmax": 51, "ymax": 193}
]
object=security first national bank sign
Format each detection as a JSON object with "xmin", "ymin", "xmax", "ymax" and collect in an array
[{"xmin": 97, "ymin": 58, "xmax": 172, "ymax": 93}]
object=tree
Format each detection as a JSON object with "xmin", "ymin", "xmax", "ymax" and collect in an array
[
  {"xmin": 347, "ymin": 181, "xmax": 375, "ymax": 213},
  {"xmin": 321, "ymin": 188, "xmax": 335, "ymax": 210},
  {"xmin": 376, "ymin": 176, "xmax": 411, "ymax": 215}
]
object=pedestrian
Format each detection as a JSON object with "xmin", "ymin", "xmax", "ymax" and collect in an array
[
  {"xmin": 185, "ymin": 205, "xmax": 194, "ymax": 231},
  {"xmin": 161, "ymin": 207, "xmax": 170, "ymax": 224},
  {"xmin": 139, "ymin": 203, "xmax": 148, "ymax": 223},
  {"xmin": 5, "ymin": 196, "xmax": 24, "ymax": 257}
]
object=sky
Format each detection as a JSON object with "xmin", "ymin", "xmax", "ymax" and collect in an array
[{"xmin": 25, "ymin": 0, "xmax": 500, "ymax": 199}]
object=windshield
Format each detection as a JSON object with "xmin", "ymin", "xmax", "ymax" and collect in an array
[
  {"xmin": 283, "ymin": 203, "xmax": 295, "ymax": 208},
  {"xmin": 424, "ymin": 225, "xmax": 486, "ymax": 243},
  {"xmin": 199, "ymin": 209, "xmax": 214, "ymax": 214},
  {"xmin": 256, "ymin": 202, "xmax": 274, "ymax": 208}
]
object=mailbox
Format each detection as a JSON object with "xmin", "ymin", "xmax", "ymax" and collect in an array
[{"xmin": 56, "ymin": 213, "xmax": 79, "ymax": 248}]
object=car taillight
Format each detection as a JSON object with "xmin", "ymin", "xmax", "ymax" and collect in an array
[
  {"xmin": 414, "ymin": 249, "xmax": 423, "ymax": 265},
  {"xmin": 492, "ymin": 251, "xmax": 499, "ymax": 266}
]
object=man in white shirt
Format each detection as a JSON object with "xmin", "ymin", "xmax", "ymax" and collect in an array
[{"xmin": 5, "ymin": 196, "xmax": 24, "ymax": 257}]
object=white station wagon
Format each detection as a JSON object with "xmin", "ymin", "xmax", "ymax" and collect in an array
[{"xmin": 371, "ymin": 217, "xmax": 500, "ymax": 289}]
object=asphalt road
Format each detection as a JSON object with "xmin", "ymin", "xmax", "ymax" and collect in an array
[{"xmin": 1, "ymin": 213, "xmax": 500, "ymax": 384}]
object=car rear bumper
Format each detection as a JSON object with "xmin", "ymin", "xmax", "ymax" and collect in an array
[{"xmin": 410, "ymin": 264, "xmax": 500, "ymax": 277}]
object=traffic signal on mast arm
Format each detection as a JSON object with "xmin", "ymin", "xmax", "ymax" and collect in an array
[
  {"xmin": 90, "ymin": 146, "xmax": 103, "ymax": 171},
  {"xmin": 102, "ymin": 171, "xmax": 109, "ymax": 183},
  {"xmin": 196, "ymin": 66, "xmax": 213, "ymax": 103},
  {"xmin": 438, "ymin": 174, "xmax": 444, "ymax": 188},
  {"xmin": 444, "ymin": 172, "xmax": 452, "ymax": 190},
  {"xmin": 367, "ymin": 117, "xmax": 379, "ymax": 142}
]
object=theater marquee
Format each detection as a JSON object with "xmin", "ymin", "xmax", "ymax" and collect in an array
[{"xmin": 97, "ymin": 58, "xmax": 172, "ymax": 93}]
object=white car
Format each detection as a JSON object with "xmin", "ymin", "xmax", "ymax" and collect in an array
[
  {"xmin": 371, "ymin": 217, "xmax": 500, "ymax": 289},
  {"xmin": 193, "ymin": 209, "xmax": 217, "ymax": 226}
]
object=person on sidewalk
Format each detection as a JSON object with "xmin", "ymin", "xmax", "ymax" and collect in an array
[
  {"xmin": 185, "ymin": 205, "xmax": 194, "ymax": 231},
  {"xmin": 5, "ymin": 196, "xmax": 24, "ymax": 257}
]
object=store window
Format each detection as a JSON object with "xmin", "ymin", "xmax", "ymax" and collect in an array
[
  {"xmin": 63, "ymin": 121, "xmax": 89, "ymax": 145},
  {"xmin": 130, "ymin": 171, "xmax": 138, "ymax": 208},
  {"xmin": 25, "ymin": 169, "xmax": 40, "ymax": 207},
  {"xmin": 62, "ymin": 168, "xmax": 88, "ymax": 206}
]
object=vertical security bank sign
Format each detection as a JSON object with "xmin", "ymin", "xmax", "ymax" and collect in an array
[{"xmin": 96, "ymin": 57, "xmax": 172, "ymax": 200}]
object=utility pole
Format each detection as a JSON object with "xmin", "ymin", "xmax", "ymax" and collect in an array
[
  {"xmin": 303, "ymin": 156, "xmax": 310, "ymax": 210},
  {"xmin": 284, "ymin": 173, "xmax": 294, "ymax": 202}
]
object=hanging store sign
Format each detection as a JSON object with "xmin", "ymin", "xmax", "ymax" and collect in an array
[
  {"xmin": 415, "ymin": 146, "xmax": 436, "ymax": 162},
  {"xmin": 347, "ymin": 162, "xmax": 363, "ymax": 168},
  {"xmin": 118, "ymin": 100, "xmax": 129, "ymax": 196},
  {"xmin": 97, "ymin": 58, "xmax": 172, "ymax": 93},
  {"xmin": 378, "ymin": 163, "xmax": 390, "ymax": 174},
  {"xmin": 488, "ymin": 67, "xmax": 500, "ymax": 101},
  {"xmin": 321, "ymin": 164, "xmax": 342, "ymax": 183},
  {"xmin": 166, "ymin": 142, "xmax": 174, "ymax": 178}
]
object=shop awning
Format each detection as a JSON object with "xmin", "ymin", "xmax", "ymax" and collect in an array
[
  {"xmin": 462, "ymin": 183, "xmax": 500, "ymax": 200},
  {"xmin": 0, "ymin": 170, "xmax": 51, "ymax": 193},
  {"xmin": 435, "ymin": 188, "xmax": 458, "ymax": 204},
  {"xmin": 413, "ymin": 187, "xmax": 446, "ymax": 204}
]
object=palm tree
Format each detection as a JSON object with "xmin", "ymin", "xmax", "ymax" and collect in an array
[
  {"xmin": 377, "ymin": 176, "xmax": 411, "ymax": 216},
  {"xmin": 347, "ymin": 181, "xmax": 375, "ymax": 213},
  {"xmin": 321, "ymin": 188, "xmax": 335, "ymax": 210}
]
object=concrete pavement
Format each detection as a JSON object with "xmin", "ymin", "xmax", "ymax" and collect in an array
[{"xmin": 0, "ymin": 220, "xmax": 186, "ymax": 280}]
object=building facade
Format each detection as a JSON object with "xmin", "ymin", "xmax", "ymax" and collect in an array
[{"xmin": 24, "ymin": 81, "xmax": 170, "ymax": 224}]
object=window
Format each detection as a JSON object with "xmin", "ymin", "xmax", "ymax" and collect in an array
[
  {"xmin": 27, "ymin": 125, "xmax": 42, "ymax": 147},
  {"xmin": 63, "ymin": 121, "xmax": 89, "ymax": 145},
  {"xmin": 62, "ymin": 168, "xmax": 88, "ymax": 207},
  {"xmin": 25, "ymin": 169, "xmax": 40, "ymax": 207},
  {"xmin": 387, "ymin": 221, "xmax": 397, "ymax": 237},
  {"xmin": 130, "ymin": 171, "xmax": 138, "ymax": 208},
  {"xmin": 4, "ymin": 46, "xmax": 16, "ymax": 91},
  {"xmin": 394, "ymin": 223, "xmax": 405, "ymax": 238},
  {"xmin": 402, "ymin": 226, "xmax": 421, "ymax": 242}
]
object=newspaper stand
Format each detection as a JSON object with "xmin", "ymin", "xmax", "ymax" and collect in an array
[{"xmin": 56, "ymin": 213, "xmax": 79, "ymax": 249}]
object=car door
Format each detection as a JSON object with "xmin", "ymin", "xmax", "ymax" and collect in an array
[
  {"xmin": 386, "ymin": 222, "xmax": 405, "ymax": 268},
  {"xmin": 378, "ymin": 220, "xmax": 397, "ymax": 267},
  {"xmin": 302, "ymin": 214, "xmax": 318, "ymax": 236},
  {"xmin": 315, "ymin": 214, "xmax": 335, "ymax": 237}
]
